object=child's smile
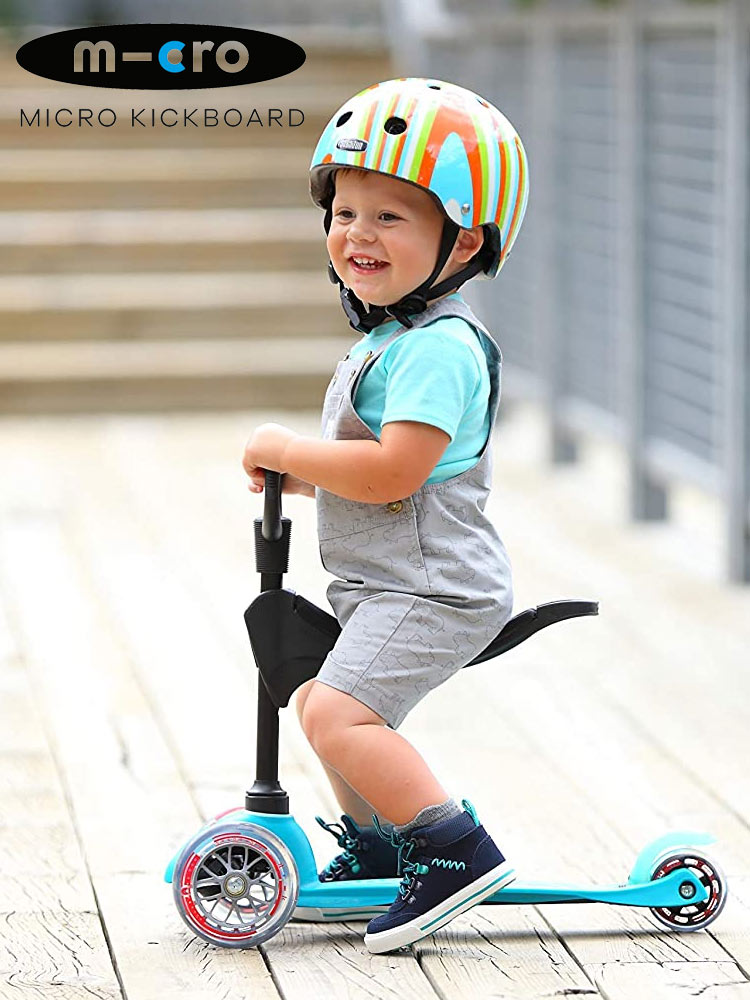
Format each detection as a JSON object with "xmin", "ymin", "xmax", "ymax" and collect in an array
[{"xmin": 348, "ymin": 255, "xmax": 389, "ymax": 275}]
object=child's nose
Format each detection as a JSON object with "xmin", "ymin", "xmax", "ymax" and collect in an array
[{"xmin": 348, "ymin": 219, "xmax": 376, "ymax": 242}]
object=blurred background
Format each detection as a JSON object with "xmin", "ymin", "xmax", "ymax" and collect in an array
[{"xmin": 0, "ymin": 0, "xmax": 748, "ymax": 584}]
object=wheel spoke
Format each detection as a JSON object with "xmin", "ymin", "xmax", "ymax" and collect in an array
[{"xmin": 196, "ymin": 877, "xmax": 222, "ymax": 889}]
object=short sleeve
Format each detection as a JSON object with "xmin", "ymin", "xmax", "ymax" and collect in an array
[{"xmin": 379, "ymin": 325, "xmax": 482, "ymax": 441}]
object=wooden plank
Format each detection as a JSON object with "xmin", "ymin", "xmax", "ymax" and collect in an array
[
  {"xmin": 0, "ymin": 911, "xmax": 123, "ymax": 1000},
  {"xmin": 263, "ymin": 920, "xmax": 439, "ymax": 1000},
  {"xmin": 586, "ymin": 962, "xmax": 750, "ymax": 1000},
  {"xmin": 414, "ymin": 905, "xmax": 597, "ymax": 998},
  {"xmin": 0, "ymin": 576, "xmax": 123, "ymax": 999},
  {"xmin": 0, "ymin": 469, "xmax": 281, "ymax": 998}
]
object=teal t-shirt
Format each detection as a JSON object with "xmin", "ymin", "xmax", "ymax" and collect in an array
[{"xmin": 349, "ymin": 293, "xmax": 493, "ymax": 485}]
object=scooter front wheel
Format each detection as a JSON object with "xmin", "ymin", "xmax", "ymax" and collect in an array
[
  {"xmin": 649, "ymin": 850, "xmax": 727, "ymax": 932},
  {"xmin": 173, "ymin": 821, "xmax": 299, "ymax": 948}
]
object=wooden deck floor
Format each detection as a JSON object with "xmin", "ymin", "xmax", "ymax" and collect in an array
[{"xmin": 2, "ymin": 402, "xmax": 750, "ymax": 999}]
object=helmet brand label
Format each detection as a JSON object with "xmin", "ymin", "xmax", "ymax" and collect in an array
[{"xmin": 336, "ymin": 138, "xmax": 367, "ymax": 152}]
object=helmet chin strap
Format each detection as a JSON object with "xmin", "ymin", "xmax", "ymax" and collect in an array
[{"xmin": 323, "ymin": 205, "xmax": 484, "ymax": 334}]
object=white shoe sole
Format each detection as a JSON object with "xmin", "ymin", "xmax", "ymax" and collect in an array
[{"xmin": 364, "ymin": 861, "xmax": 516, "ymax": 954}]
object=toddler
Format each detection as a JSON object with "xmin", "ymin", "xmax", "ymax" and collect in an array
[{"xmin": 242, "ymin": 77, "xmax": 528, "ymax": 953}]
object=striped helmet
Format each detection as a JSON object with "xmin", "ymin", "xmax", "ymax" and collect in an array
[{"xmin": 309, "ymin": 77, "xmax": 529, "ymax": 278}]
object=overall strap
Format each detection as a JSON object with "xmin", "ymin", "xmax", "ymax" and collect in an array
[
  {"xmin": 413, "ymin": 296, "xmax": 502, "ymax": 363},
  {"xmin": 354, "ymin": 296, "xmax": 502, "ymax": 397}
]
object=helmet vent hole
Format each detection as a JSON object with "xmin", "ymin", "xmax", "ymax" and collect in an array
[
  {"xmin": 336, "ymin": 111, "xmax": 353, "ymax": 127},
  {"xmin": 384, "ymin": 116, "xmax": 407, "ymax": 136},
  {"xmin": 428, "ymin": 84, "xmax": 441, "ymax": 90}
]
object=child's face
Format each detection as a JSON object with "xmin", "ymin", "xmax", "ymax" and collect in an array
[{"xmin": 327, "ymin": 169, "xmax": 474, "ymax": 308}]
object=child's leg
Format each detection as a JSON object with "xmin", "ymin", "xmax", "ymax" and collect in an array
[
  {"xmin": 299, "ymin": 680, "xmax": 449, "ymax": 826},
  {"xmin": 295, "ymin": 679, "xmax": 390, "ymax": 827}
]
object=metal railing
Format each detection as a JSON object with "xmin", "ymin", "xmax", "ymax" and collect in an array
[{"xmin": 387, "ymin": 0, "xmax": 750, "ymax": 583}]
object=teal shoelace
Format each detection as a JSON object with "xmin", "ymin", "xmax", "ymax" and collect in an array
[
  {"xmin": 315, "ymin": 815, "xmax": 362, "ymax": 875},
  {"xmin": 372, "ymin": 815, "xmax": 429, "ymax": 900}
]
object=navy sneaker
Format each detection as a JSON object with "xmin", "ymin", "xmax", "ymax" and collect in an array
[
  {"xmin": 315, "ymin": 813, "xmax": 400, "ymax": 882},
  {"xmin": 363, "ymin": 799, "xmax": 515, "ymax": 954}
]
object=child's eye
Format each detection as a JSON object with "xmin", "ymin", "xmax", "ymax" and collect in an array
[{"xmin": 380, "ymin": 213, "xmax": 399, "ymax": 221}]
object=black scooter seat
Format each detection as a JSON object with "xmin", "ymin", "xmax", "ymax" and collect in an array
[{"xmin": 245, "ymin": 589, "xmax": 598, "ymax": 710}]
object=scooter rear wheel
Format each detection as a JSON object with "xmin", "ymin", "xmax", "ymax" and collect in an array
[
  {"xmin": 649, "ymin": 850, "xmax": 727, "ymax": 932},
  {"xmin": 173, "ymin": 821, "xmax": 299, "ymax": 947}
]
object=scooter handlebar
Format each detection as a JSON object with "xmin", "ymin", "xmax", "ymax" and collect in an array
[{"xmin": 262, "ymin": 470, "xmax": 283, "ymax": 541}]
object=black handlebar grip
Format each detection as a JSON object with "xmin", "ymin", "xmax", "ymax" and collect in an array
[{"xmin": 262, "ymin": 470, "xmax": 283, "ymax": 541}]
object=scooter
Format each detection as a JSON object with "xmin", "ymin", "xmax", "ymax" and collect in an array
[{"xmin": 165, "ymin": 471, "xmax": 727, "ymax": 948}]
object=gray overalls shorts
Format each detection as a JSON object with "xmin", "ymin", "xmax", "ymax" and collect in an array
[{"xmin": 315, "ymin": 296, "xmax": 513, "ymax": 731}]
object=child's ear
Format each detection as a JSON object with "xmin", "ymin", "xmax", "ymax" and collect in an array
[{"xmin": 453, "ymin": 225, "xmax": 485, "ymax": 263}]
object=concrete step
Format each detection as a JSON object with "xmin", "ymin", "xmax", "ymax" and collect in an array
[
  {"xmin": 0, "ymin": 147, "xmax": 311, "ymax": 209},
  {"xmin": 0, "ymin": 269, "xmax": 349, "ymax": 341},
  {"xmin": 0, "ymin": 336, "xmax": 348, "ymax": 413},
  {"xmin": 0, "ymin": 208, "xmax": 327, "ymax": 273}
]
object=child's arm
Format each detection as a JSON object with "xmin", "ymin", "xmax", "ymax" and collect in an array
[
  {"xmin": 282, "ymin": 421, "xmax": 450, "ymax": 504},
  {"xmin": 243, "ymin": 421, "xmax": 450, "ymax": 503}
]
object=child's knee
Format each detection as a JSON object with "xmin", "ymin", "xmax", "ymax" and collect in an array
[
  {"xmin": 300, "ymin": 686, "xmax": 336, "ymax": 757},
  {"xmin": 300, "ymin": 684, "xmax": 383, "ymax": 762},
  {"xmin": 294, "ymin": 678, "xmax": 316, "ymax": 724}
]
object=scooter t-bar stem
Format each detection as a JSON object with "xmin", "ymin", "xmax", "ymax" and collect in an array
[{"xmin": 245, "ymin": 469, "xmax": 292, "ymax": 815}]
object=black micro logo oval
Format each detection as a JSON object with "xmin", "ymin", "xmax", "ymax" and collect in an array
[{"xmin": 16, "ymin": 24, "xmax": 306, "ymax": 89}]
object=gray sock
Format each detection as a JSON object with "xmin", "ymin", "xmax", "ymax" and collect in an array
[{"xmin": 394, "ymin": 797, "xmax": 462, "ymax": 837}]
